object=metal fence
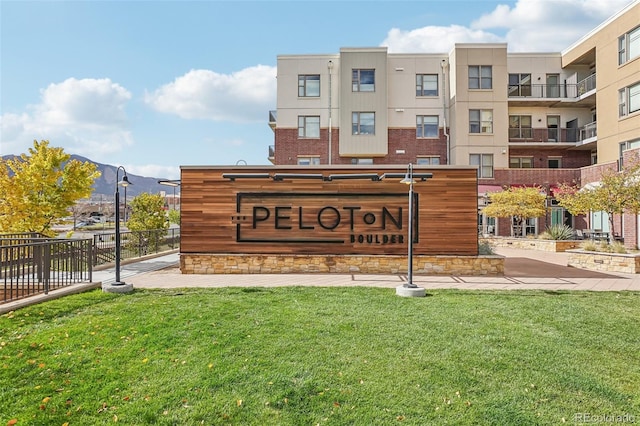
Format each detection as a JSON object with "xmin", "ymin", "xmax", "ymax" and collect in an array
[
  {"xmin": 1, "ymin": 237, "xmax": 93, "ymax": 303},
  {"xmin": 0, "ymin": 228, "xmax": 180, "ymax": 304},
  {"xmin": 92, "ymin": 228, "xmax": 180, "ymax": 266}
]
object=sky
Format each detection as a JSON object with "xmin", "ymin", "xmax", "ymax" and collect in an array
[{"xmin": 1, "ymin": 0, "xmax": 635, "ymax": 180}]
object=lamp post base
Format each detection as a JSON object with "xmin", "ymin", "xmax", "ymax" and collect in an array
[
  {"xmin": 396, "ymin": 284, "xmax": 426, "ymax": 297},
  {"xmin": 102, "ymin": 282, "xmax": 134, "ymax": 294}
]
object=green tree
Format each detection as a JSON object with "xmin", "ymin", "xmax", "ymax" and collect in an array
[
  {"xmin": 483, "ymin": 186, "xmax": 547, "ymax": 237},
  {"xmin": 167, "ymin": 208, "xmax": 180, "ymax": 225},
  {"xmin": 126, "ymin": 193, "xmax": 169, "ymax": 254},
  {"xmin": 126, "ymin": 193, "xmax": 168, "ymax": 231},
  {"xmin": 0, "ymin": 140, "xmax": 100, "ymax": 237}
]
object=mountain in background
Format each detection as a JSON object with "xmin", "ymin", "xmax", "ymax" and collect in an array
[
  {"xmin": 70, "ymin": 155, "xmax": 174, "ymax": 198},
  {"xmin": 2, "ymin": 154, "xmax": 175, "ymax": 198}
]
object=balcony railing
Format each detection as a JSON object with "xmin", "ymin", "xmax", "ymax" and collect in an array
[
  {"xmin": 509, "ymin": 127, "xmax": 572, "ymax": 143},
  {"xmin": 269, "ymin": 145, "xmax": 275, "ymax": 158},
  {"xmin": 578, "ymin": 121, "xmax": 597, "ymax": 141},
  {"xmin": 508, "ymin": 123, "xmax": 597, "ymax": 144},
  {"xmin": 577, "ymin": 74, "xmax": 596, "ymax": 96},
  {"xmin": 269, "ymin": 110, "xmax": 277, "ymax": 123},
  {"xmin": 508, "ymin": 74, "xmax": 595, "ymax": 99}
]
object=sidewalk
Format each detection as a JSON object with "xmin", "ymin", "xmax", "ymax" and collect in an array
[
  {"xmin": 4, "ymin": 249, "xmax": 639, "ymax": 314},
  {"xmin": 121, "ymin": 248, "xmax": 640, "ymax": 292}
]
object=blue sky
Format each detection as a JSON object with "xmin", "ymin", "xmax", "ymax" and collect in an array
[{"xmin": 1, "ymin": 0, "xmax": 634, "ymax": 179}]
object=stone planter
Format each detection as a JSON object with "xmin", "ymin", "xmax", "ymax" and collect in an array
[
  {"xmin": 481, "ymin": 237, "xmax": 581, "ymax": 252},
  {"xmin": 567, "ymin": 250, "xmax": 640, "ymax": 274}
]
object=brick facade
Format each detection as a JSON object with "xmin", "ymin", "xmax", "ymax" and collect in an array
[
  {"xmin": 274, "ymin": 127, "xmax": 448, "ymax": 165},
  {"xmin": 508, "ymin": 148, "xmax": 591, "ymax": 169}
]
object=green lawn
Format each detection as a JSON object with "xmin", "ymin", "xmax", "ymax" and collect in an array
[{"xmin": 1, "ymin": 288, "xmax": 638, "ymax": 425}]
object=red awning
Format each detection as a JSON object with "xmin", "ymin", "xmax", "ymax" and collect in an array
[{"xmin": 477, "ymin": 184, "xmax": 503, "ymax": 195}]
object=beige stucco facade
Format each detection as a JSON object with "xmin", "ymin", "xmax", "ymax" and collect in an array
[
  {"xmin": 271, "ymin": 1, "xmax": 640, "ymax": 246},
  {"xmin": 562, "ymin": 1, "xmax": 640, "ymax": 164}
]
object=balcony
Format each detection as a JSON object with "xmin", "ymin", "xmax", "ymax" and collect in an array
[
  {"xmin": 269, "ymin": 110, "xmax": 277, "ymax": 130},
  {"xmin": 575, "ymin": 121, "xmax": 597, "ymax": 150},
  {"xmin": 268, "ymin": 144, "xmax": 275, "ymax": 164},
  {"xmin": 508, "ymin": 123, "xmax": 596, "ymax": 149},
  {"xmin": 509, "ymin": 127, "xmax": 577, "ymax": 149},
  {"xmin": 508, "ymin": 74, "xmax": 596, "ymax": 107},
  {"xmin": 491, "ymin": 168, "xmax": 581, "ymax": 187}
]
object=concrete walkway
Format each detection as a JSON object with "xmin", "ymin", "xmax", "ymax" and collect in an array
[
  {"xmin": 120, "ymin": 248, "xmax": 640, "ymax": 292},
  {"xmin": 3, "ymin": 249, "xmax": 639, "ymax": 313}
]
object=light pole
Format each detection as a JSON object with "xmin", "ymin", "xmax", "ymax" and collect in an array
[
  {"xmin": 397, "ymin": 163, "xmax": 427, "ymax": 297},
  {"xmin": 328, "ymin": 59, "xmax": 333, "ymax": 165},
  {"xmin": 114, "ymin": 167, "xmax": 131, "ymax": 285},
  {"xmin": 104, "ymin": 166, "xmax": 133, "ymax": 293},
  {"xmin": 158, "ymin": 179, "xmax": 181, "ymax": 210}
]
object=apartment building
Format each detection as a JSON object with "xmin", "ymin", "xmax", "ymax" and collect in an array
[{"xmin": 268, "ymin": 1, "xmax": 640, "ymax": 247}]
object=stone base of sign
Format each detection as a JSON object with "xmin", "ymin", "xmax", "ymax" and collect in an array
[{"xmin": 180, "ymin": 254, "xmax": 504, "ymax": 276}]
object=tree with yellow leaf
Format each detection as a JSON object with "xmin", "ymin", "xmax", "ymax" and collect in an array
[
  {"xmin": 555, "ymin": 160, "xmax": 640, "ymax": 241},
  {"xmin": 0, "ymin": 140, "xmax": 100, "ymax": 236},
  {"xmin": 483, "ymin": 186, "xmax": 547, "ymax": 237}
]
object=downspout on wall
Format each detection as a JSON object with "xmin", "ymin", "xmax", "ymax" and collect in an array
[{"xmin": 441, "ymin": 59, "xmax": 450, "ymax": 165}]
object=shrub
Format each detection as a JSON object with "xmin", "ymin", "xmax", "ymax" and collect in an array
[
  {"xmin": 478, "ymin": 240, "xmax": 495, "ymax": 255},
  {"xmin": 580, "ymin": 240, "xmax": 628, "ymax": 254},
  {"xmin": 611, "ymin": 242, "xmax": 628, "ymax": 254},
  {"xmin": 540, "ymin": 224, "xmax": 575, "ymax": 240}
]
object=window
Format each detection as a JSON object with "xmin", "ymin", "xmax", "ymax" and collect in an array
[
  {"xmin": 509, "ymin": 157, "xmax": 533, "ymax": 168},
  {"xmin": 619, "ymin": 82, "xmax": 640, "ymax": 117},
  {"xmin": 548, "ymin": 158, "xmax": 562, "ymax": 169},
  {"xmin": 352, "ymin": 69, "xmax": 375, "ymax": 92},
  {"xmin": 508, "ymin": 115, "xmax": 532, "ymax": 139},
  {"xmin": 469, "ymin": 66, "xmax": 492, "ymax": 89},
  {"xmin": 470, "ymin": 154, "xmax": 494, "ymax": 178},
  {"xmin": 508, "ymin": 74, "xmax": 531, "ymax": 96},
  {"xmin": 469, "ymin": 110, "xmax": 493, "ymax": 133},
  {"xmin": 298, "ymin": 75, "xmax": 320, "ymax": 97},
  {"xmin": 416, "ymin": 74, "xmax": 438, "ymax": 96},
  {"xmin": 352, "ymin": 158, "xmax": 373, "ymax": 165},
  {"xmin": 416, "ymin": 115, "xmax": 439, "ymax": 138},
  {"xmin": 619, "ymin": 138, "xmax": 640, "ymax": 169},
  {"xmin": 297, "ymin": 156, "xmax": 321, "ymax": 166},
  {"xmin": 298, "ymin": 116, "xmax": 320, "ymax": 138},
  {"xmin": 352, "ymin": 112, "xmax": 375, "ymax": 135},
  {"xmin": 512, "ymin": 217, "xmax": 537, "ymax": 236},
  {"xmin": 416, "ymin": 156, "xmax": 440, "ymax": 165},
  {"xmin": 547, "ymin": 115, "xmax": 560, "ymax": 142},
  {"xmin": 619, "ymin": 25, "xmax": 640, "ymax": 65}
]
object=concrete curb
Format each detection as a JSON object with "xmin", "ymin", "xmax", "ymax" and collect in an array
[{"xmin": 0, "ymin": 282, "xmax": 102, "ymax": 315}]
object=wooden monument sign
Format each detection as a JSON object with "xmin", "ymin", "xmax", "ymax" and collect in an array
[{"xmin": 179, "ymin": 165, "xmax": 485, "ymax": 274}]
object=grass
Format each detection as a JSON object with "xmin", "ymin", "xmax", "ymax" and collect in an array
[{"xmin": 1, "ymin": 287, "xmax": 639, "ymax": 425}]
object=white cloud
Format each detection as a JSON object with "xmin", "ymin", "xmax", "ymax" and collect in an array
[
  {"xmin": 471, "ymin": 0, "xmax": 634, "ymax": 52},
  {"xmin": 126, "ymin": 164, "xmax": 180, "ymax": 180},
  {"xmin": 382, "ymin": 25, "xmax": 504, "ymax": 53},
  {"xmin": 145, "ymin": 65, "xmax": 277, "ymax": 123},
  {"xmin": 382, "ymin": 0, "xmax": 634, "ymax": 53},
  {"xmin": 0, "ymin": 78, "xmax": 133, "ymax": 157}
]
